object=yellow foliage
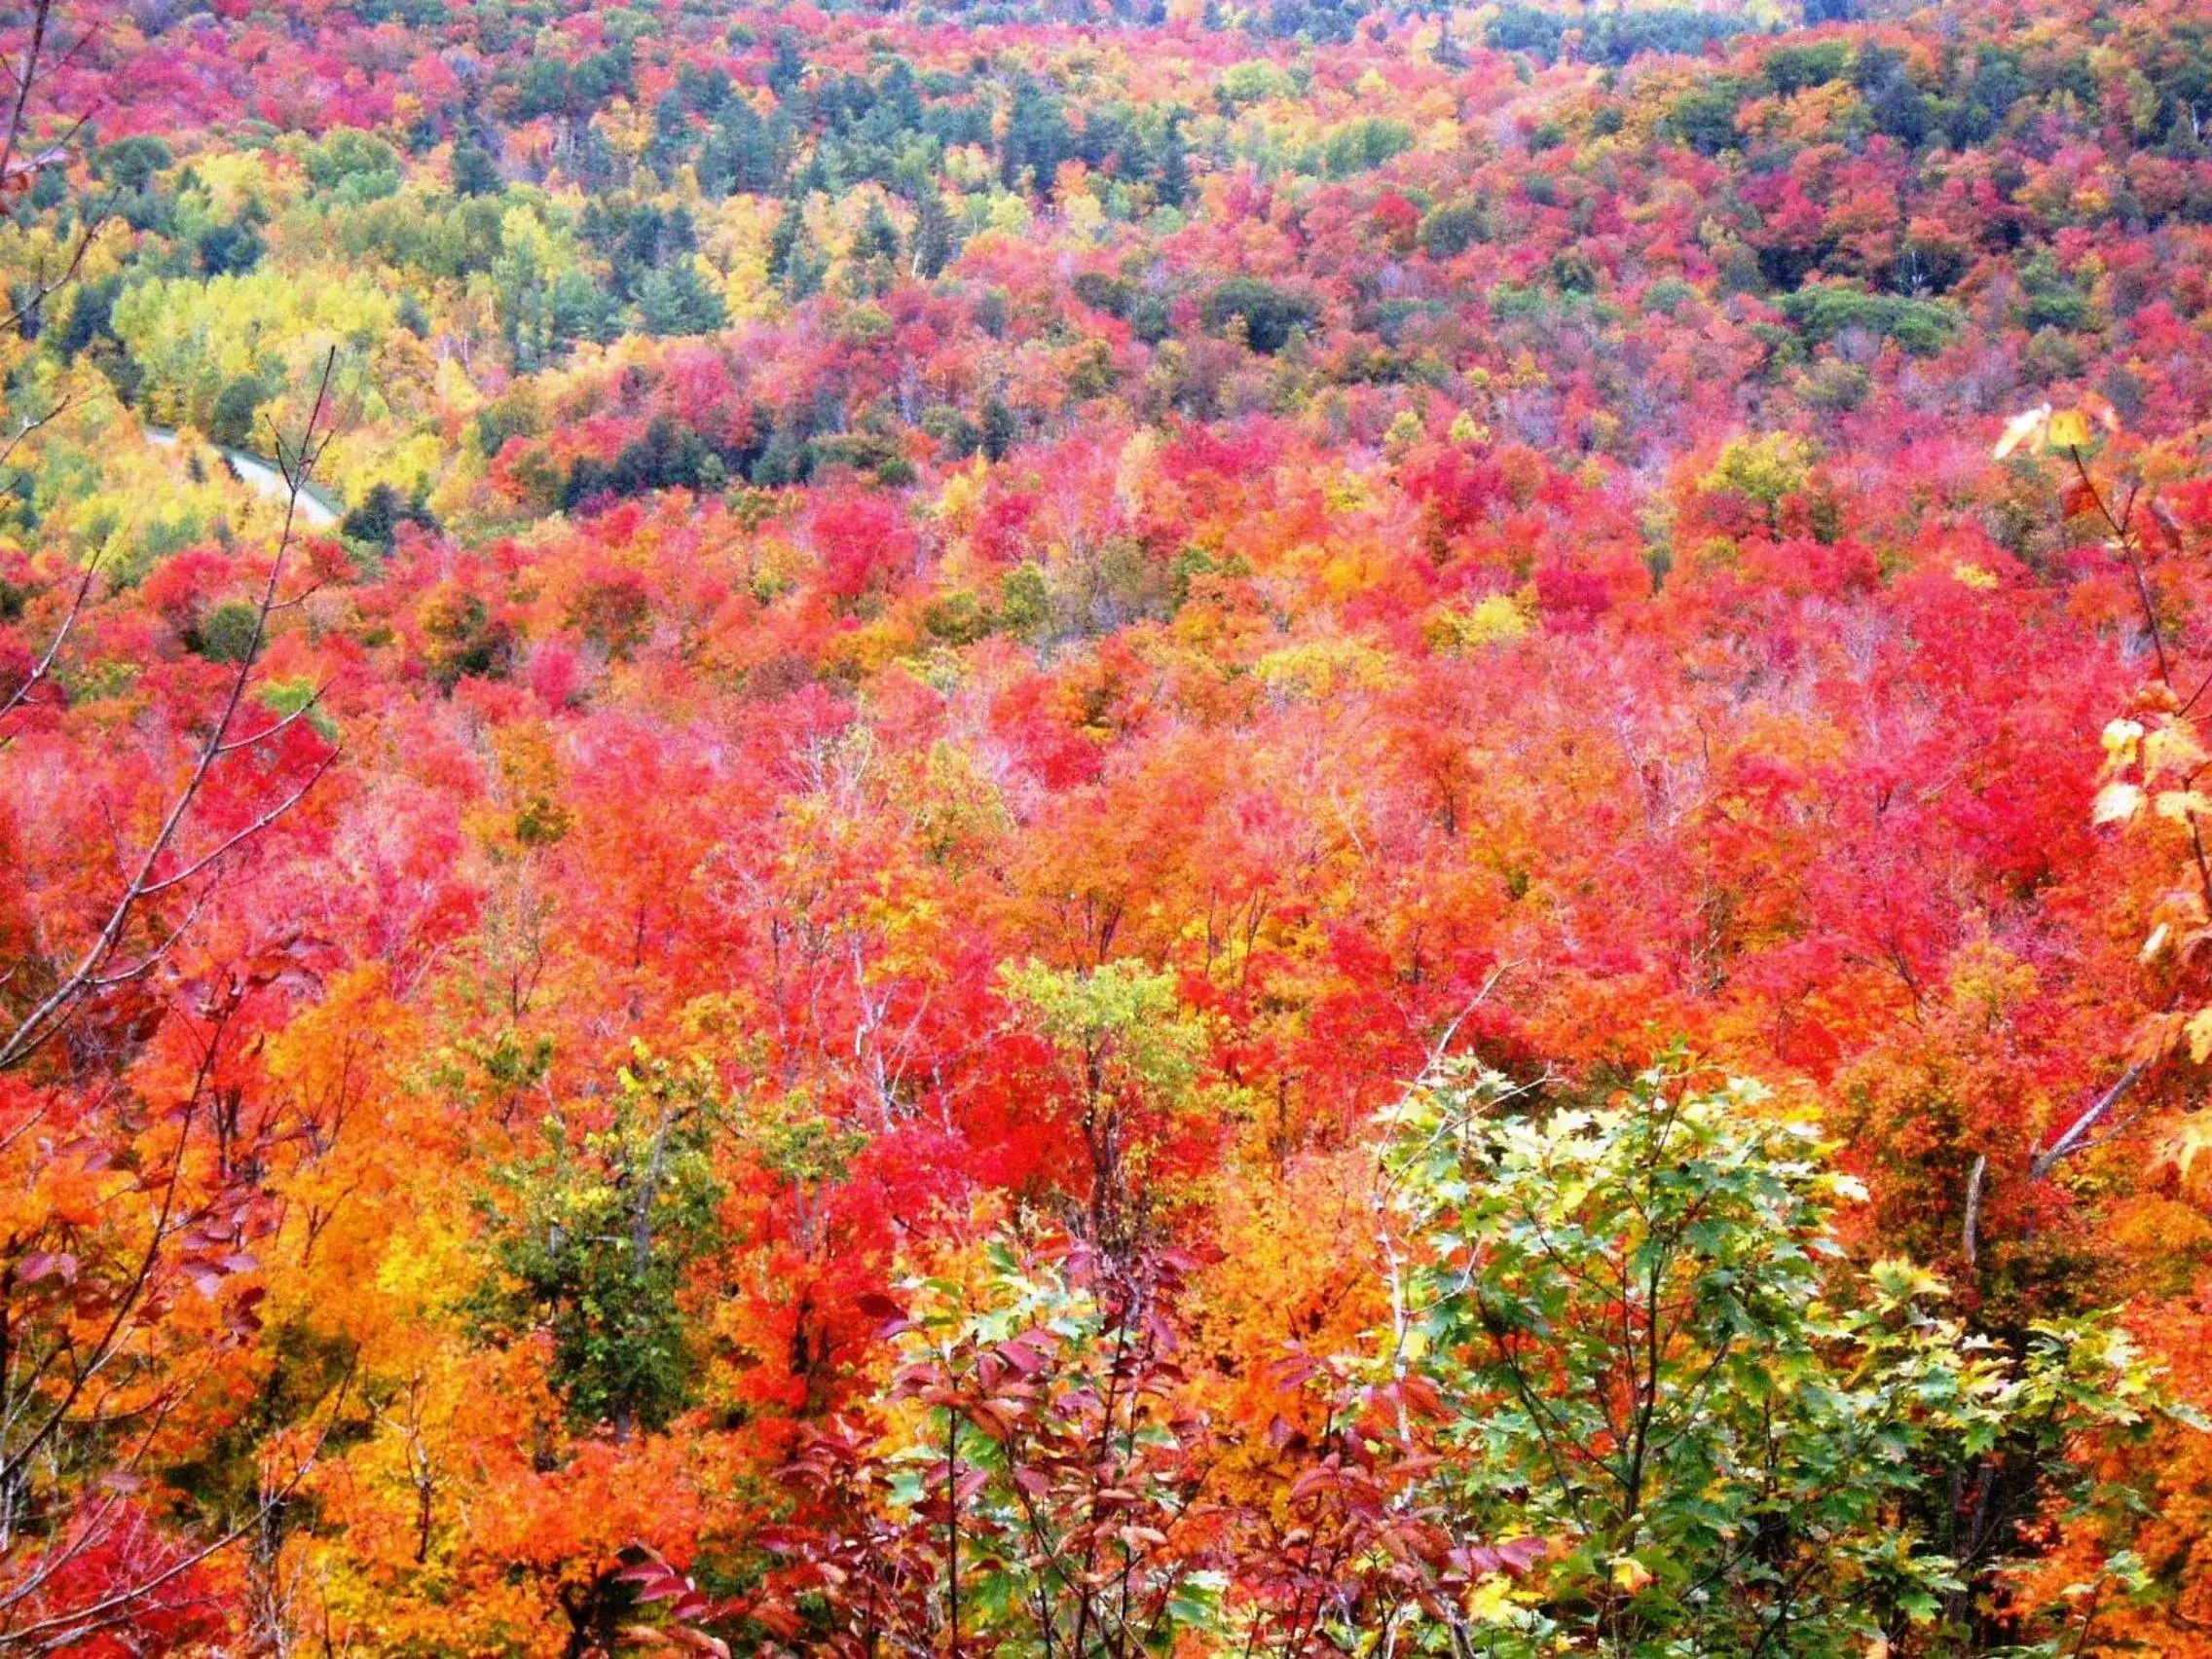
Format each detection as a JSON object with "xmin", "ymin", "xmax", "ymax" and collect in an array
[
  {"xmin": 1701, "ymin": 431, "xmax": 1815, "ymax": 509},
  {"xmin": 1253, "ymin": 636, "xmax": 1394, "ymax": 699},
  {"xmin": 1427, "ymin": 594, "xmax": 1532, "ymax": 652}
]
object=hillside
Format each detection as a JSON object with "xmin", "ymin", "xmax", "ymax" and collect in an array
[{"xmin": 4, "ymin": 0, "xmax": 2212, "ymax": 1651}]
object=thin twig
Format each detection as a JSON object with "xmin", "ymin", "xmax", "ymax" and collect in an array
[{"xmin": 0, "ymin": 350, "xmax": 341, "ymax": 1072}]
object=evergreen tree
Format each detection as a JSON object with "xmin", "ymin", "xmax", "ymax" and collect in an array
[
  {"xmin": 636, "ymin": 258, "xmax": 727, "ymax": 337},
  {"xmin": 451, "ymin": 139, "xmax": 502, "ymax": 198},
  {"xmin": 910, "ymin": 188, "xmax": 955, "ymax": 279},
  {"xmin": 1157, "ymin": 108, "xmax": 1191, "ymax": 208}
]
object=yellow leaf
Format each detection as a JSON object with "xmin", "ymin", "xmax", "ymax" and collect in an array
[
  {"xmin": 1464, "ymin": 1574, "xmax": 1521, "ymax": 1623},
  {"xmin": 2102, "ymin": 718, "xmax": 2145, "ymax": 764},
  {"xmin": 1993, "ymin": 404, "xmax": 2050, "ymax": 460},
  {"xmin": 2144, "ymin": 719, "xmax": 2208, "ymax": 777},
  {"xmin": 2046, "ymin": 408, "xmax": 2092, "ymax": 450},
  {"xmin": 2156, "ymin": 790, "xmax": 2212, "ymax": 822},
  {"xmin": 2092, "ymin": 782, "xmax": 2144, "ymax": 826},
  {"xmin": 2156, "ymin": 1108, "xmax": 2212, "ymax": 1180},
  {"xmin": 1609, "ymin": 1557, "xmax": 1655, "ymax": 1593},
  {"xmin": 2186, "ymin": 1006, "xmax": 2212, "ymax": 1065}
]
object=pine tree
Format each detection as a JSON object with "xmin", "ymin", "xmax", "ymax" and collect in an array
[
  {"xmin": 910, "ymin": 189, "xmax": 955, "ymax": 279},
  {"xmin": 1157, "ymin": 109, "xmax": 1191, "ymax": 208}
]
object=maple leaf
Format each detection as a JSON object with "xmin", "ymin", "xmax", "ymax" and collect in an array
[{"xmin": 2093, "ymin": 783, "xmax": 2145, "ymax": 826}]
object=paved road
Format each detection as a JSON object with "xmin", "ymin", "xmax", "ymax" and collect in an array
[{"xmin": 145, "ymin": 425, "xmax": 342, "ymax": 529}]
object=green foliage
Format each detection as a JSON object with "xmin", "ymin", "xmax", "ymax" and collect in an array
[
  {"xmin": 1780, "ymin": 282, "xmax": 1961, "ymax": 356},
  {"xmin": 109, "ymin": 269, "xmax": 401, "ymax": 434},
  {"xmin": 1419, "ymin": 201, "xmax": 1489, "ymax": 260},
  {"xmin": 1000, "ymin": 960, "xmax": 1209, "ymax": 1245},
  {"xmin": 474, "ymin": 1046, "xmax": 726, "ymax": 1434},
  {"xmin": 564, "ymin": 415, "xmax": 740, "ymax": 510},
  {"xmin": 1702, "ymin": 430, "xmax": 1817, "ymax": 530},
  {"xmin": 1317, "ymin": 116, "xmax": 1414, "ymax": 179},
  {"xmin": 1765, "ymin": 41, "xmax": 1854, "ymax": 96},
  {"xmin": 192, "ymin": 600, "xmax": 262, "ymax": 664},
  {"xmin": 1201, "ymin": 276, "xmax": 1318, "ymax": 354},
  {"xmin": 94, "ymin": 136, "xmax": 173, "ymax": 193},
  {"xmin": 1374, "ymin": 1057, "xmax": 2168, "ymax": 1658},
  {"xmin": 762, "ymin": 1239, "xmax": 1219, "ymax": 1656},
  {"xmin": 1488, "ymin": 5, "xmax": 1757, "ymax": 65},
  {"xmin": 301, "ymin": 129, "xmax": 404, "ymax": 203},
  {"xmin": 996, "ymin": 560, "xmax": 1051, "ymax": 638},
  {"xmin": 1000, "ymin": 960, "xmax": 1203, "ymax": 1107},
  {"xmin": 2014, "ymin": 251, "xmax": 2093, "ymax": 334},
  {"xmin": 634, "ymin": 256, "xmax": 728, "ymax": 337},
  {"xmin": 208, "ymin": 374, "xmax": 269, "ymax": 450},
  {"xmin": 1670, "ymin": 83, "xmax": 1748, "ymax": 156},
  {"xmin": 1218, "ymin": 59, "xmax": 1296, "ymax": 110},
  {"xmin": 451, "ymin": 140, "xmax": 502, "ymax": 198},
  {"xmin": 258, "ymin": 679, "xmax": 338, "ymax": 742},
  {"xmin": 339, "ymin": 480, "xmax": 433, "ymax": 557}
]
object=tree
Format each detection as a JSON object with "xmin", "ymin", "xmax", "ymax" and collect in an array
[
  {"xmin": 208, "ymin": 373, "xmax": 268, "ymax": 449},
  {"xmin": 1373, "ymin": 1055, "xmax": 2169, "ymax": 1656},
  {"xmin": 1000, "ymin": 959, "xmax": 1208, "ymax": 1251},
  {"xmin": 634, "ymin": 257, "xmax": 727, "ymax": 338},
  {"xmin": 0, "ymin": 353, "xmax": 347, "ymax": 1650},
  {"xmin": 1200, "ymin": 277, "xmax": 1318, "ymax": 355},
  {"xmin": 451, "ymin": 139, "xmax": 501, "ymax": 198},
  {"xmin": 1157, "ymin": 110, "xmax": 1191, "ymax": 208},
  {"xmin": 672, "ymin": 1231, "xmax": 1224, "ymax": 1658},
  {"xmin": 473, "ymin": 1045, "xmax": 724, "ymax": 1439},
  {"xmin": 909, "ymin": 189, "xmax": 954, "ymax": 280}
]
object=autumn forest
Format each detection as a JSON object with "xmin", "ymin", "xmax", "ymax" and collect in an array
[{"xmin": 4, "ymin": 0, "xmax": 2212, "ymax": 1651}]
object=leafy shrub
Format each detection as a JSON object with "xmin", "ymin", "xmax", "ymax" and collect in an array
[
  {"xmin": 192, "ymin": 601, "xmax": 261, "ymax": 664},
  {"xmin": 1202, "ymin": 276, "xmax": 1318, "ymax": 354},
  {"xmin": 1419, "ymin": 201, "xmax": 1490, "ymax": 259},
  {"xmin": 1376, "ymin": 1056, "xmax": 2170, "ymax": 1658},
  {"xmin": 1780, "ymin": 283, "xmax": 1961, "ymax": 355}
]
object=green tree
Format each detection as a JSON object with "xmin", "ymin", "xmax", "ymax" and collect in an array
[
  {"xmin": 474, "ymin": 1047, "xmax": 725, "ymax": 1439},
  {"xmin": 451, "ymin": 140, "xmax": 502, "ymax": 198},
  {"xmin": 1701, "ymin": 431, "xmax": 1817, "ymax": 535},
  {"xmin": 1670, "ymin": 82, "xmax": 1746, "ymax": 156},
  {"xmin": 1200, "ymin": 276, "xmax": 1318, "ymax": 354},
  {"xmin": 736, "ymin": 1236, "xmax": 1221, "ymax": 1656},
  {"xmin": 1157, "ymin": 109, "xmax": 1191, "ymax": 208},
  {"xmin": 1000, "ymin": 961, "xmax": 1208, "ymax": 1250},
  {"xmin": 1373, "ymin": 1056, "xmax": 2169, "ymax": 1657},
  {"xmin": 767, "ymin": 199, "xmax": 826, "ymax": 299},
  {"xmin": 635, "ymin": 257, "xmax": 727, "ymax": 337},
  {"xmin": 209, "ymin": 373, "xmax": 270, "ymax": 449},
  {"xmin": 909, "ymin": 189, "xmax": 955, "ymax": 280},
  {"xmin": 95, "ymin": 134, "xmax": 172, "ymax": 192}
]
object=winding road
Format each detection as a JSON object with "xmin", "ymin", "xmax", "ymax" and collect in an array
[{"xmin": 144, "ymin": 425, "xmax": 343, "ymax": 529}]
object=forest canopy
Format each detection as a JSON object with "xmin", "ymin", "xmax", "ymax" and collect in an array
[{"xmin": 4, "ymin": 0, "xmax": 2212, "ymax": 1652}]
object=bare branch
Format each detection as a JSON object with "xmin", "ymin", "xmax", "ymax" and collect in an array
[
  {"xmin": 0, "ymin": 0, "xmax": 55, "ymax": 196},
  {"xmin": 2031, "ymin": 1063, "xmax": 2145, "ymax": 1179},
  {"xmin": 0, "ymin": 389, "xmax": 67, "ymax": 473},
  {"xmin": 0, "ymin": 553, "xmax": 96, "ymax": 736},
  {"xmin": 0, "ymin": 350, "xmax": 341, "ymax": 1073},
  {"xmin": 1961, "ymin": 1153, "xmax": 1986, "ymax": 1267},
  {"xmin": 136, "ymin": 749, "xmax": 340, "ymax": 901}
]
